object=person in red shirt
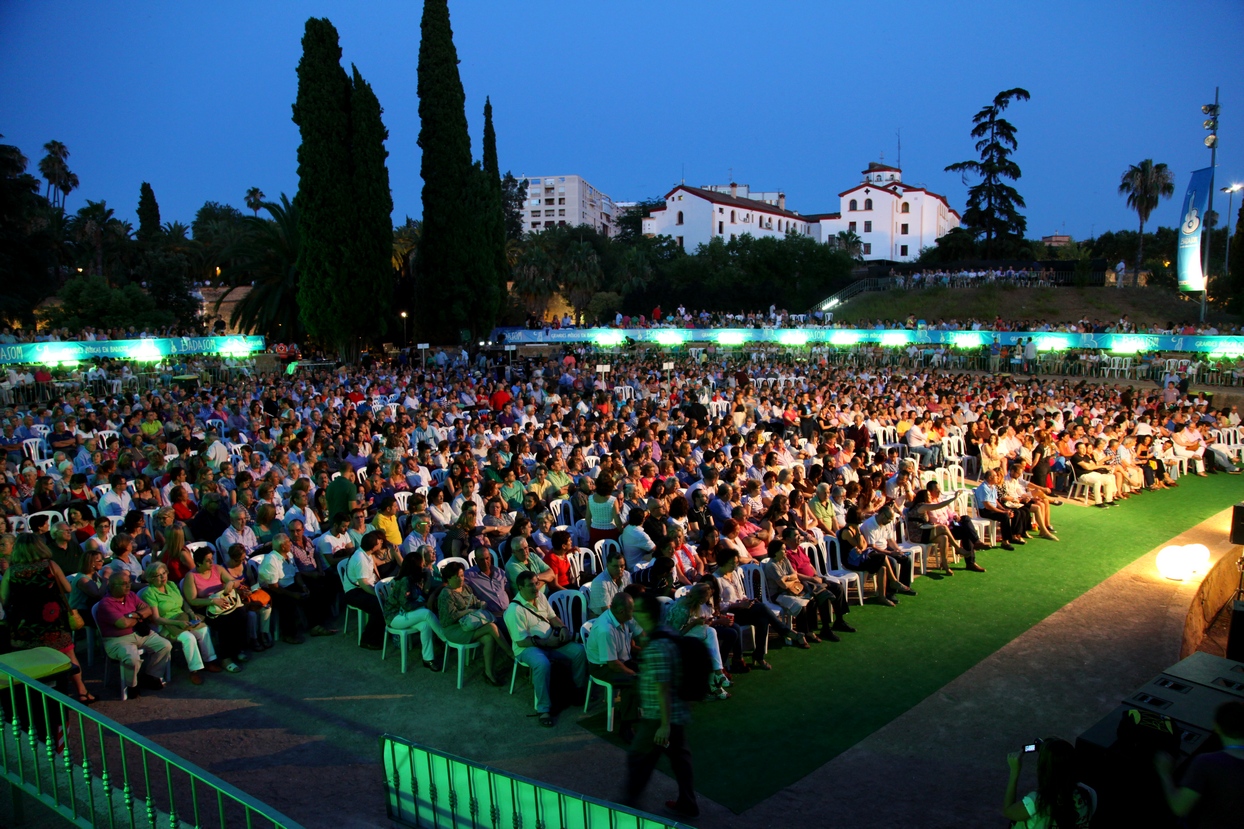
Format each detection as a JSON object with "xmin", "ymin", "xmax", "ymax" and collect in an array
[
  {"xmin": 489, "ymin": 384, "xmax": 512, "ymax": 412},
  {"xmin": 540, "ymin": 530, "xmax": 575, "ymax": 589}
]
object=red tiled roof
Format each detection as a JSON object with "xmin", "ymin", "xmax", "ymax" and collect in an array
[
  {"xmin": 864, "ymin": 162, "xmax": 902, "ymax": 173},
  {"xmin": 803, "ymin": 213, "xmax": 842, "ymax": 221},
  {"xmin": 661, "ymin": 185, "xmax": 806, "ymax": 221}
]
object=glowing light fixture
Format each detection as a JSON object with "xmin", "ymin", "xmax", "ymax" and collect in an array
[
  {"xmin": 830, "ymin": 330, "xmax": 861, "ymax": 346},
  {"xmin": 952, "ymin": 332, "xmax": 984, "ymax": 349},
  {"xmin": 216, "ymin": 338, "xmax": 254, "ymax": 360},
  {"xmin": 716, "ymin": 331, "xmax": 746, "ymax": 346},
  {"xmin": 880, "ymin": 331, "xmax": 911, "ymax": 347},
  {"xmin": 779, "ymin": 331, "xmax": 809, "ymax": 347},
  {"xmin": 655, "ymin": 330, "xmax": 685, "ymax": 347},
  {"xmin": 593, "ymin": 331, "xmax": 625, "ymax": 347},
  {"xmin": 1155, "ymin": 544, "xmax": 1211, "ymax": 581},
  {"xmin": 128, "ymin": 340, "xmax": 164, "ymax": 362}
]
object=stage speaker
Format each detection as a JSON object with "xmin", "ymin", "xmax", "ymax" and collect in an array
[
  {"xmin": 1230, "ymin": 504, "xmax": 1244, "ymax": 544},
  {"xmin": 1228, "ymin": 600, "xmax": 1244, "ymax": 662}
]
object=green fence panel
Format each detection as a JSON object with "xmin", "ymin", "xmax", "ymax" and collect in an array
[{"xmin": 381, "ymin": 734, "xmax": 691, "ymax": 829}]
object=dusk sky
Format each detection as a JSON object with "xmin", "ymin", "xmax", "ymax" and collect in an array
[{"xmin": 2, "ymin": 1, "xmax": 1241, "ymax": 240}]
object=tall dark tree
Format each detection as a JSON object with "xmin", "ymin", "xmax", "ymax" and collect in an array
[
  {"xmin": 291, "ymin": 17, "xmax": 355, "ymax": 350},
  {"xmin": 136, "ymin": 182, "xmax": 161, "ymax": 244},
  {"xmin": 500, "ymin": 171, "xmax": 526, "ymax": 242},
  {"xmin": 0, "ymin": 137, "xmax": 56, "ymax": 323},
  {"xmin": 478, "ymin": 97, "xmax": 506, "ymax": 320},
  {"xmin": 415, "ymin": 0, "xmax": 483, "ymax": 342},
  {"xmin": 945, "ymin": 88, "xmax": 1030, "ymax": 257},
  {"xmin": 346, "ymin": 65, "xmax": 395, "ymax": 339},
  {"xmin": 37, "ymin": 140, "xmax": 77, "ymax": 209},
  {"xmin": 244, "ymin": 187, "xmax": 265, "ymax": 216},
  {"xmin": 1118, "ymin": 159, "xmax": 1175, "ymax": 278}
]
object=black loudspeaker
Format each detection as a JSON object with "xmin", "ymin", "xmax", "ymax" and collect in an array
[
  {"xmin": 1230, "ymin": 504, "xmax": 1244, "ymax": 544},
  {"xmin": 1228, "ymin": 601, "xmax": 1244, "ymax": 662}
]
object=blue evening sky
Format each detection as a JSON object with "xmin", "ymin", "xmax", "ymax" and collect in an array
[{"xmin": 2, "ymin": 1, "xmax": 1240, "ymax": 239}]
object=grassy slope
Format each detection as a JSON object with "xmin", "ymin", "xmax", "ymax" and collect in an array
[
  {"xmin": 833, "ymin": 286, "xmax": 1238, "ymax": 328},
  {"xmin": 581, "ymin": 475, "xmax": 1244, "ymax": 813}
]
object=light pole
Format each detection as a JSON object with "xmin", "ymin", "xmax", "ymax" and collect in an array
[
  {"xmin": 1200, "ymin": 88, "xmax": 1219, "ymax": 322},
  {"xmin": 400, "ymin": 311, "xmax": 408, "ymax": 346},
  {"xmin": 1224, "ymin": 184, "xmax": 1242, "ymax": 292}
]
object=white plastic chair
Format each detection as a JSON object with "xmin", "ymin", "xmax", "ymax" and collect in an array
[
  {"xmin": 425, "ymin": 612, "xmax": 481, "ymax": 690},
  {"xmin": 374, "ymin": 578, "xmax": 417, "ymax": 673},
  {"xmin": 824, "ymin": 536, "xmax": 870, "ymax": 604},
  {"xmin": 579, "ymin": 620, "xmax": 616, "ymax": 731},
  {"xmin": 548, "ymin": 589, "xmax": 586, "ymax": 632},
  {"xmin": 593, "ymin": 538, "xmax": 621, "ymax": 567},
  {"xmin": 336, "ymin": 558, "xmax": 366, "ymax": 645},
  {"xmin": 393, "ymin": 491, "xmax": 412, "ymax": 512}
]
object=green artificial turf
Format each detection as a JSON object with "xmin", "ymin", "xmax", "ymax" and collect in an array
[{"xmin": 579, "ymin": 474, "xmax": 1243, "ymax": 813}]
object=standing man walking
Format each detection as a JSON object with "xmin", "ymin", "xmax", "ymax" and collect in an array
[{"xmin": 623, "ymin": 594, "xmax": 698, "ymax": 820}]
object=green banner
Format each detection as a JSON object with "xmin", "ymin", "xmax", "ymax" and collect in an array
[{"xmin": 0, "ymin": 335, "xmax": 265, "ymax": 365}]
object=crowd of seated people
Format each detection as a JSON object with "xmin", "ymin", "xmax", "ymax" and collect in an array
[{"xmin": 0, "ymin": 338, "xmax": 1239, "ymax": 724}]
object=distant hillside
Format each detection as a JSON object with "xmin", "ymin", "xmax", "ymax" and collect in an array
[{"xmin": 831, "ymin": 286, "xmax": 1239, "ymax": 328}]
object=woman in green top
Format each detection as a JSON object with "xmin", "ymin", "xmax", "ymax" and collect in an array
[{"xmin": 139, "ymin": 561, "xmax": 221, "ymax": 684}]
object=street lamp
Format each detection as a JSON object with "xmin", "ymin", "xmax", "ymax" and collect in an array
[
  {"xmin": 400, "ymin": 311, "xmax": 408, "ymax": 345},
  {"xmin": 1224, "ymin": 183, "xmax": 1243, "ymax": 291}
]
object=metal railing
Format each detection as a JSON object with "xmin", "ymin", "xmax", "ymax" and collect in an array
[
  {"xmin": 381, "ymin": 734, "xmax": 691, "ymax": 829},
  {"xmin": 810, "ymin": 276, "xmax": 895, "ymax": 314},
  {"xmin": 0, "ymin": 660, "xmax": 302, "ymax": 829}
]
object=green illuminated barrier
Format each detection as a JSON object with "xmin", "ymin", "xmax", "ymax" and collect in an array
[
  {"xmin": 0, "ymin": 336, "xmax": 265, "ymax": 366},
  {"xmin": 381, "ymin": 734, "xmax": 691, "ymax": 829},
  {"xmin": 0, "ymin": 658, "xmax": 300, "ymax": 829}
]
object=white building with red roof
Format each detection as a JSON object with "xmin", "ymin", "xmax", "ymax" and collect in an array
[{"xmin": 641, "ymin": 163, "xmax": 959, "ymax": 262}]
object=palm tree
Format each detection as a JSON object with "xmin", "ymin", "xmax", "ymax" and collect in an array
[
  {"xmin": 244, "ymin": 187, "xmax": 265, "ymax": 216},
  {"xmin": 67, "ymin": 200, "xmax": 127, "ymax": 278},
  {"xmin": 834, "ymin": 230, "xmax": 863, "ymax": 259},
  {"xmin": 215, "ymin": 194, "xmax": 304, "ymax": 340},
  {"xmin": 392, "ymin": 218, "xmax": 421, "ymax": 278},
  {"xmin": 511, "ymin": 244, "xmax": 557, "ymax": 313},
  {"xmin": 37, "ymin": 141, "xmax": 77, "ymax": 209},
  {"xmin": 559, "ymin": 241, "xmax": 603, "ymax": 323},
  {"xmin": 1118, "ymin": 159, "xmax": 1175, "ymax": 282},
  {"xmin": 616, "ymin": 246, "xmax": 653, "ymax": 295}
]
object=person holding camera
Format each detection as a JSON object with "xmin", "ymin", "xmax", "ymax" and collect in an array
[
  {"xmin": 503, "ymin": 570, "xmax": 586, "ymax": 727},
  {"xmin": 1003, "ymin": 737, "xmax": 1092, "ymax": 828}
]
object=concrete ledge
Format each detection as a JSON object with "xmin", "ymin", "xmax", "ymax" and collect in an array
[{"xmin": 1181, "ymin": 538, "xmax": 1243, "ymax": 658}]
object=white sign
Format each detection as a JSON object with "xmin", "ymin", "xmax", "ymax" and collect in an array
[
  {"xmin": 416, "ymin": 343, "xmax": 430, "ymax": 350},
  {"xmin": 595, "ymin": 364, "xmax": 611, "ymax": 373},
  {"xmin": 662, "ymin": 362, "xmax": 675, "ymax": 371},
  {"xmin": 504, "ymin": 345, "xmax": 517, "ymax": 352}
]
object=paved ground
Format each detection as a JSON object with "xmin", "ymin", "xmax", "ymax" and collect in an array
[{"xmin": 39, "ymin": 504, "xmax": 1236, "ymax": 829}]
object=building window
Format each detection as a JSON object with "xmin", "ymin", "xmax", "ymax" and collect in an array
[
  {"xmin": 901, "ymin": 224, "xmax": 909, "ymax": 235},
  {"xmin": 530, "ymin": 211, "xmax": 540, "ymax": 218},
  {"xmin": 718, "ymin": 221, "xmax": 724, "ymax": 234},
  {"xmin": 730, "ymin": 210, "xmax": 736, "ymax": 223},
  {"xmin": 849, "ymin": 199, "xmax": 857, "ymax": 211},
  {"xmin": 900, "ymin": 245, "xmax": 909, "ymax": 256},
  {"xmin": 558, "ymin": 209, "xmax": 565, "ymax": 216},
  {"xmin": 530, "ymin": 222, "xmax": 540, "ymax": 229},
  {"xmin": 676, "ymin": 236, "xmax": 684, "ymax": 248},
  {"xmin": 864, "ymin": 221, "xmax": 872, "ymax": 233},
  {"xmin": 848, "ymin": 221, "xmax": 857, "ymax": 232},
  {"xmin": 901, "ymin": 202, "xmax": 910, "ymax": 214},
  {"xmin": 545, "ymin": 198, "xmax": 554, "ymax": 205},
  {"xmin": 676, "ymin": 211, "xmax": 684, "ymax": 225},
  {"xmin": 863, "ymin": 243, "xmax": 872, "ymax": 255},
  {"xmin": 558, "ymin": 221, "xmax": 566, "ymax": 226},
  {"xmin": 864, "ymin": 198, "xmax": 873, "ymax": 210},
  {"xmin": 558, "ymin": 197, "xmax": 565, "ymax": 205},
  {"xmin": 544, "ymin": 221, "xmax": 554, "ymax": 228},
  {"xmin": 718, "ymin": 207, "xmax": 724, "ymax": 214}
]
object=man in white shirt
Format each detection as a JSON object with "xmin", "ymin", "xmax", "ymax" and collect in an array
[
  {"xmin": 344, "ymin": 530, "xmax": 387, "ymax": 650},
  {"xmin": 588, "ymin": 550, "xmax": 631, "ymax": 618},
  {"xmin": 284, "ymin": 489, "xmax": 321, "ymax": 537},
  {"xmin": 202, "ymin": 430, "xmax": 229, "ymax": 471},
  {"xmin": 314, "ymin": 512, "xmax": 354, "ymax": 568},
  {"xmin": 98, "ymin": 474, "xmax": 133, "ymax": 518},
  {"xmin": 620, "ymin": 510, "xmax": 656, "ymax": 570},
  {"xmin": 503, "ymin": 571, "xmax": 587, "ymax": 726},
  {"xmin": 258, "ymin": 533, "xmax": 308, "ymax": 645},
  {"xmin": 585, "ymin": 592, "xmax": 641, "ymax": 727},
  {"xmin": 859, "ymin": 507, "xmax": 916, "ymax": 592},
  {"xmin": 217, "ymin": 508, "xmax": 259, "ymax": 556}
]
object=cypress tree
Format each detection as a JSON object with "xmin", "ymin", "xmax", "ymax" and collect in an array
[
  {"xmin": 415, "ymin": 0, "xmax": 478, "ymax": 342},
  {"xmin": 291, "ymin": 17, "xmax": 354, "ymax": 351},
  {"xmin": 478, "ymin": 97, "xmax": 506, "ymax": 325},
  {"xmin": 136, "ymin": 182, "xmax": 160, "ymax": 244},
  {"xmin": 347, "ymin": 65, "xmax": 394, "ymax": 338}
]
